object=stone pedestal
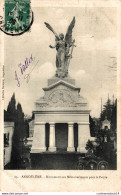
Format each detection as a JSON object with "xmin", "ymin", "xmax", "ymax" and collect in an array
[
  {"xmin": 67, "ymin": 123, "xmax": 75, "ymax": 152},
  {"xmin": 48, "ymin": 122, "xmax": 56, "ymax": 152},
  {"xmin": 48, "ymin": 75, "xmax": 75, "ymax": 86},
  {"xmin": 31, "ymin": 122, "xmax": 46, "ymax": 153},
  {"xmin": 31, "ymin": 76, "xmax": 91, "ymax": 154},
  {"xmin": 77, "ymin": 122, "xmax": 91, "ymax": 153}
]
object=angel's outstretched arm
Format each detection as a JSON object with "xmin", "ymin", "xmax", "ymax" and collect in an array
[{"xmin": 49, "ymin": 38, "xmax": 59, "ymax": 48}]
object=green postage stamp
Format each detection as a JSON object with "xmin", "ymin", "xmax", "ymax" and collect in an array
[
  {"xmin": 5, "ymin": 0, "xmax": 30, "ymax": 32},
  {"xmin": 0, "ymin": 0, "xmax": 33, "ymax": 35}
]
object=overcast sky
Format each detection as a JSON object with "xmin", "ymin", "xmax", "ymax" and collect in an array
[{"xmin": 4, "ymin": 7, "xmax": 117, "ymax": 117}]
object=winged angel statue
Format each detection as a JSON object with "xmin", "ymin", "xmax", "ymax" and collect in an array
[{"xmin": 45, "ymin": 17, "xmax": 76, "ymax": 78}]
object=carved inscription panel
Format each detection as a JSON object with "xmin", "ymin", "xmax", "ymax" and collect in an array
[{"xmin": 48, "ymin": 89, "xmax": 75, "ymax": 107}]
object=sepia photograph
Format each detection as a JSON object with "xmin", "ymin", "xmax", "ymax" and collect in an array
[
  {"xmin": 0, "ymin": 0, "xmax": 121, "ymax": 192},
  {"xmin": 2, "ymin": 3, "xmax": 118, "ymax": 171}
]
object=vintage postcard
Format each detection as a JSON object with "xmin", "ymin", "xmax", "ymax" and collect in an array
[{"xmin": 0, "ymin": 0, "xmax": 121, "ymax": 192}]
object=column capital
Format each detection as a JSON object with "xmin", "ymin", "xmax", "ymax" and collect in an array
[
  {"xmin": 77, "ymin": 122, "xmax": 90, "ymax": 125},
  {"xmin": 49, "ymin": 122, "xmax": 55, "ymax": 126},
  {"xmin": 68, "ymin": 122, "xmax": 74, "ymax": 126},
  {"xmin": 34, "ymin": 122, "xmax": 46, "ymax": 125}
]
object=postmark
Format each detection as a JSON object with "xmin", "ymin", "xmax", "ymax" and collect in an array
[{"xmin": 0, "ymin": 0, "xmax": 33, "ymax": 36}]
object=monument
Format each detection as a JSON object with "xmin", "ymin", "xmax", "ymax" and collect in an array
[{"xmin": 31, "ymin": 17, "xmax": 91, "ymax": 153}]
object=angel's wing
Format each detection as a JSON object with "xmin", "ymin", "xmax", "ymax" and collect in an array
[
  {"xmin": 65, "ymin": 17, "xmax": 75, "ymax": 45},
  {"xmin": 44, "ymin": 22, "xmax": 59, "ymax": 40}
]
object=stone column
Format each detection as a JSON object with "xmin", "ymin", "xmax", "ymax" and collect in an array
[
  {"xmin": 48, "ymin": 122, "xmax": 56, "ymax": 152},
  {"xmin": 77, "ymin": 122, "xmax": 90, "ymax": 153},
  {"xmin": 67, "ymin": 122, "xmax": 75, "ymax": 152},
  {"xmin": 31, "ymin": 122, "xmax": 46, "ymax": 153}
]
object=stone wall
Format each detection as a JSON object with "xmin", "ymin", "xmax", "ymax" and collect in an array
[{"xmin": 4, "ymin": 122, "xmax": 14, "ymax": 166}]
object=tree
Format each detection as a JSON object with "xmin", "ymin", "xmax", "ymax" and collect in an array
[
  {"xmin": 11, "ymin": 103, "xmax": 25, "ymax": 169},
  {"xmin": 6, "ymin": 93, "xmax": 16, "ymax": 121},
  {"xmin": 15, "ymin": 103, "xmax": 25, "ymax": 140},
  {"xmin": 89, "ymin": 115, "xmax": 96, "ymax": 137},
  {"xmin": 111, "ymin": 99, "xmax": 117, "ymax": 131},
  {"xmin": 100, "ymin": 97, "xmax": 117, "ymax": 132},
  {"xmin": 24, "ymin": 120, "xmax": 29, "ymax": 138},
  {"xmin": 100, "ymin": 97, "xmax": 113, "ymax": 121},
  {"xmin": 5, "ymin": 94, "xmax": 30, "ymax": 169}
]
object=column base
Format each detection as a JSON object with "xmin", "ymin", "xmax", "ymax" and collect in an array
[
  {"xmin": 48, "ymin": 147, "xmax": 56, "ymax": 152},
  {"xmin": 77, "ymin": 147, "xmax": 87, "ymax": 153},
  {"xmin": 30, "ymin": 147, "xmax": 46, "ymax": 153},
  {"xmin": 67, "ymin": 147, "xmax": 75, "ymax": 152}
]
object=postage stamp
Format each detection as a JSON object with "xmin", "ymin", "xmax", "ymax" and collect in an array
[{"xmin": 0, "ymin": 0, "xmax": 33, "ymax": 35}]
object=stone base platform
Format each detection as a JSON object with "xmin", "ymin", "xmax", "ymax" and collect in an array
[
  {"xmin": 48, "ymin": 75, "xmax": 75, "ymax": 86},
  {"xmin": 30, "ymin": 152, "xmax": 85, "ymax": 170}
]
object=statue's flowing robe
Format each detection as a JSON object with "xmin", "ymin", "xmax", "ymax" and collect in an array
[{"xmin": 56, "ymin": 40, "xmax": 67, "ymax": 71}]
